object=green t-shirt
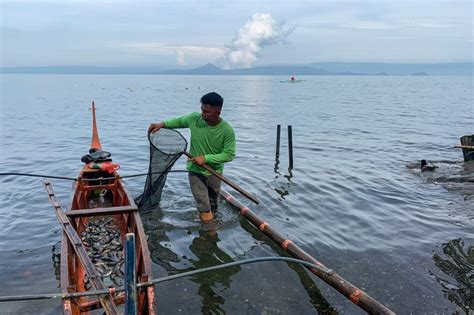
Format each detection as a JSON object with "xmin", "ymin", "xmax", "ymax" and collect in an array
[{"xmin": 164, "ymin": 112, "xmax": 236, "ymax": 176}]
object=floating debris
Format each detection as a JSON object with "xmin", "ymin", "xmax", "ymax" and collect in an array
[{"xmin": 80, "ymin": 217, "xmax": 124, "ymax": 289}]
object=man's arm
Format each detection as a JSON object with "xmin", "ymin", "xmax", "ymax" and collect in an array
[
  {"xmin": 148, "ymin": 113, "xmax": 196, "ymax": 134},
  {"xmin": 148, "ymin": 122, "xmax": 165, "ymax": 134},
  {"xmin": 204, "ymin": 130, "xmax": 236, "ymax": 164}
]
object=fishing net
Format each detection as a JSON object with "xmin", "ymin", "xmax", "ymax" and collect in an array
[{"xmin": 136, "ymin": 129, "xmax": 188, "ymax": 211}]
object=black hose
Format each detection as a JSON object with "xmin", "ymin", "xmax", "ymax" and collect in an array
[{"xmin": 0, "ymin": 256, "xmax": 333, "ymax": 302}]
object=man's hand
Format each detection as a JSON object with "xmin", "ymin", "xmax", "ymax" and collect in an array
[
  {"xmin": 148, "ymin": 122, "xmax": 165, "ymax": 134},
  {"xmin": 190, "ymin": 155, "xmax": 206, "ymax": 166}
]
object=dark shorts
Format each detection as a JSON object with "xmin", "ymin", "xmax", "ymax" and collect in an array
[{"xmin": 188, "ymin": 172, "xmax": 222, "ymax": 213}]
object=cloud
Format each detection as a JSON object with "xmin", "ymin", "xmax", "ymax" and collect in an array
[
  {"xmin": 217, "ymin": 13, "xmax": 294, "ymax": 69},
  {"xmin": 176, "ymin": 50, "xmax": 186, "ymax": 65},
  {"xmin": 340, "ymin": 18, "xmax": 453, "ymax": 30}
]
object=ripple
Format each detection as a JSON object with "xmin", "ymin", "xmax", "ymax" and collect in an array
[{"xmin": 0, "ymin": 74, "xmax": 472, "ymax": 313}]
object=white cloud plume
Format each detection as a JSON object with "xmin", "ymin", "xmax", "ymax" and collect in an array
[
  {"xmin": 176, "ymin": 50, "xmax": 186, "ymax": 65},
  {"xmin": 218, "ymin": 13, "xmax": 294, "ymax": 69}
]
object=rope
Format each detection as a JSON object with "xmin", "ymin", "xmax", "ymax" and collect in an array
[
  {"xmin": 119, "ymin": 170, "xmax": 189, "ymax": 179},
  {"xmin": 0, "ymin": 170, "xmax": 189, "ymax": 182},
  {"xmin": 0, "ymin": 173, "xmax": 77, "ymax": 181},
  {"xmin": 0, "ymin": 256, "xmax": 333, "ymax": 302}
]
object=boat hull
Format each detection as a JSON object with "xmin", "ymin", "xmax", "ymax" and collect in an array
[{"xmin": 59, "ymin": 165, "xmax": 155, "ymax": 314}]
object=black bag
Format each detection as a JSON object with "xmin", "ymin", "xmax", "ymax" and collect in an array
[{"xmin": 81, "ymin": 148, "xmax": 112, "ymax": 163}]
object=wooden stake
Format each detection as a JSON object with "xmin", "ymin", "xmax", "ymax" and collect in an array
[
  {"xmin": 288, "ymin": 125, "xmax": 293, "ymax": 170},
  {"xmin": 276, "ymin": 125, "xmax": 281, "ymax": 159}
]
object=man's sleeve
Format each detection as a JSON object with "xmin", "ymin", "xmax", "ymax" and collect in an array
[
  {"xmin": 164, "ymin": 113, "xmax": 195, "ymax": 128},
  {"xmin": 204, "ymin": 128, "xmax": 236, "ymax": 164}
]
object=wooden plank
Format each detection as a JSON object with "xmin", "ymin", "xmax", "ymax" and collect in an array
[
  {"xmin": 79, "ymin": 295, "xmax": 125, "ymax": 312},
  {"xmin": 80, "ymin": 183, "xmax": 117, "ymax": 191},
  {"xmin": 65, "ymin": 205, "xmax": 137, "ymax": 217},
  {"xmin": 121, "ymin": 178, "xmax": 139, "ymax": 208},
  {"xmin": 132, "ymin": 211, "xmax": 155, "ymax": 314},
  {"xmin": 44, "ymin": 180, "xmax": 119, "ymax": 315},
  {"xmin": 454, "ymin": 145, "xmax": 474, "ymax": 150}
]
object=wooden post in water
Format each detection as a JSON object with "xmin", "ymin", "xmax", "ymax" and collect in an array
[
  {"xmin": 220, "ymin": 189, "xmax": 394, "ymax": 315},
  {"xmin": 125, "ymin": 233, "xmax": 137, "ymax": 315},
  {"xmin": 276, "ymin": 125, "xmax": 281, "ymax": 159},
  {"xmin": 288, "ymin": 125, "xmax": 293, "ymax": 169},
  {"xmin": 459, "ymin": 135, "xmax": 474, "ymax": 162}
]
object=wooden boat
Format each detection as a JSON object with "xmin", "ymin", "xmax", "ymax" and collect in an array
[
  {"xmin": 44, "ymin": 102, "xmax": 155, "ymax": 314},
  {"xmin": 279, "ymin": 79, "xmax": 304, "ymax": 83}
]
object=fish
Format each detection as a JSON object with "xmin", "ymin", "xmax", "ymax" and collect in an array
[{"xmin": 81, "ymin": 217, "xmax": 125, "ymax": 289}]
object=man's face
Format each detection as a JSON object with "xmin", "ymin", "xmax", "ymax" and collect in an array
[{"xmin": 201, "ymin": 103, "xmax": 221, "ymax": 123}]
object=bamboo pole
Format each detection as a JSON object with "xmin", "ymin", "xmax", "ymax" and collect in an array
[{"xmin": 220, "ymin": 189, "xmax": 394, "ymax": 315}]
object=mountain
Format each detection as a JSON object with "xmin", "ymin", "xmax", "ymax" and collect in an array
[
  {"xmin": 0, "ymin": 65, "xmax": 167, "ymax": 74},
  {"xmin": 159, "ymin": 63, "xmax": 225, "ymax": 75},
  {"xmin": 1, "ymin": 62, "xmax": 472, "ymax": 75},
  {"xmin": 307, "ymin": 62, "xmax": 473, "ymax": 76},
  {"xmin": 158, "ymin": 64, "xmax": 329, "ymax": 75}
]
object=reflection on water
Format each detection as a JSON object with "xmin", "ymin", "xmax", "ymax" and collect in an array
[
  {"xmin": 432, "ymin": 239, "xmax": 474, "ymax": 313},
  {"xmin": 273, "ymin": 157, "xmax": 294, "ymax": 200},
  {"xmin": 142, "ymin": 208, "xmax": 240, "ymax": 314},
  {"xmin": 142, "ymin": 202, "xmax": 338, "ymax": 313},
  {"xmin": 52, "ymin": 241, "xmax": 61, "ymax": 282},
  {"xmin": 238, "ymin": 218, "xmax": 336, "ymax": 313},
  {"xmin": 189, "ymin": 230, "xmax": 240, "ymax": 314},
  {"xmin": 1, "ymin": 74, "xmax": 473, "ymax": 313}
]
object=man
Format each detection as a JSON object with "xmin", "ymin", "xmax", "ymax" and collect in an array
[{"xmin": 148, "ymin": 92, "xmax": 235, "ymax": 222}]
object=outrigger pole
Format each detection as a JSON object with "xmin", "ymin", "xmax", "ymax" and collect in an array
[{"xmin": 220, "ymin": 189, "xmax": 395, "ymax": 315}]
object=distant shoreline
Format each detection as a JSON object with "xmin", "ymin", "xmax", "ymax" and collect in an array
[{"xmin": 1, "ymin": 62, "xmax": 472, "ymax": 76}]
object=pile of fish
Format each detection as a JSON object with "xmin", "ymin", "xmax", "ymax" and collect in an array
[{"xmin": 80, "ymin": 217, "xmax": 125, "ymax": 289}]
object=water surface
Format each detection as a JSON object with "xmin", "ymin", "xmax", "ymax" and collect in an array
[{"xmin": 0, "ymin": 74, "xmax": 472, "ymax": 314}]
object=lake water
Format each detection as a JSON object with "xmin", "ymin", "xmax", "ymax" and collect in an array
[{"xmin": 0, "ymin": 74, "xmax": 472, "ymax": 314}]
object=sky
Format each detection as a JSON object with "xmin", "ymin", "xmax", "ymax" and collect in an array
[{"xmin": 0, "ymin": 0, "xmax": 472, "ymax": 68}]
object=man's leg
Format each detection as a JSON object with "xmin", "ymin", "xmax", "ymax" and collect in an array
[
  {"xmin": 188, "ymin": 172, "xmax": 214, "ymax": 222},
  {"xmin": 208, "ymin": 175, "xmax": 222, "ymax": 212}
]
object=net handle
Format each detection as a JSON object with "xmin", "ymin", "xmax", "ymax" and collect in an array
[
  {"xmin": 149, "ymin": 129, "xmax": 259, "ymax": 204},
  {"xmin": 183, "ymin": 151, "xmax": 259, "ymax": 204}
]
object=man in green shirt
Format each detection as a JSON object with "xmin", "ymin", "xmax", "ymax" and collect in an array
[{"xmin": 148, "ymin": 92, "xmax": 236, "ymax": 222}]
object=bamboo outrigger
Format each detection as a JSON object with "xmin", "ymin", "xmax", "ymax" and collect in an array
[
  {"xmin": 220, "ymin": 189, "xmax": 395, "ymax": 314},
  {"xmin": 44, "ymin": 102, "xmax": 155, "ymax": 314}
]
